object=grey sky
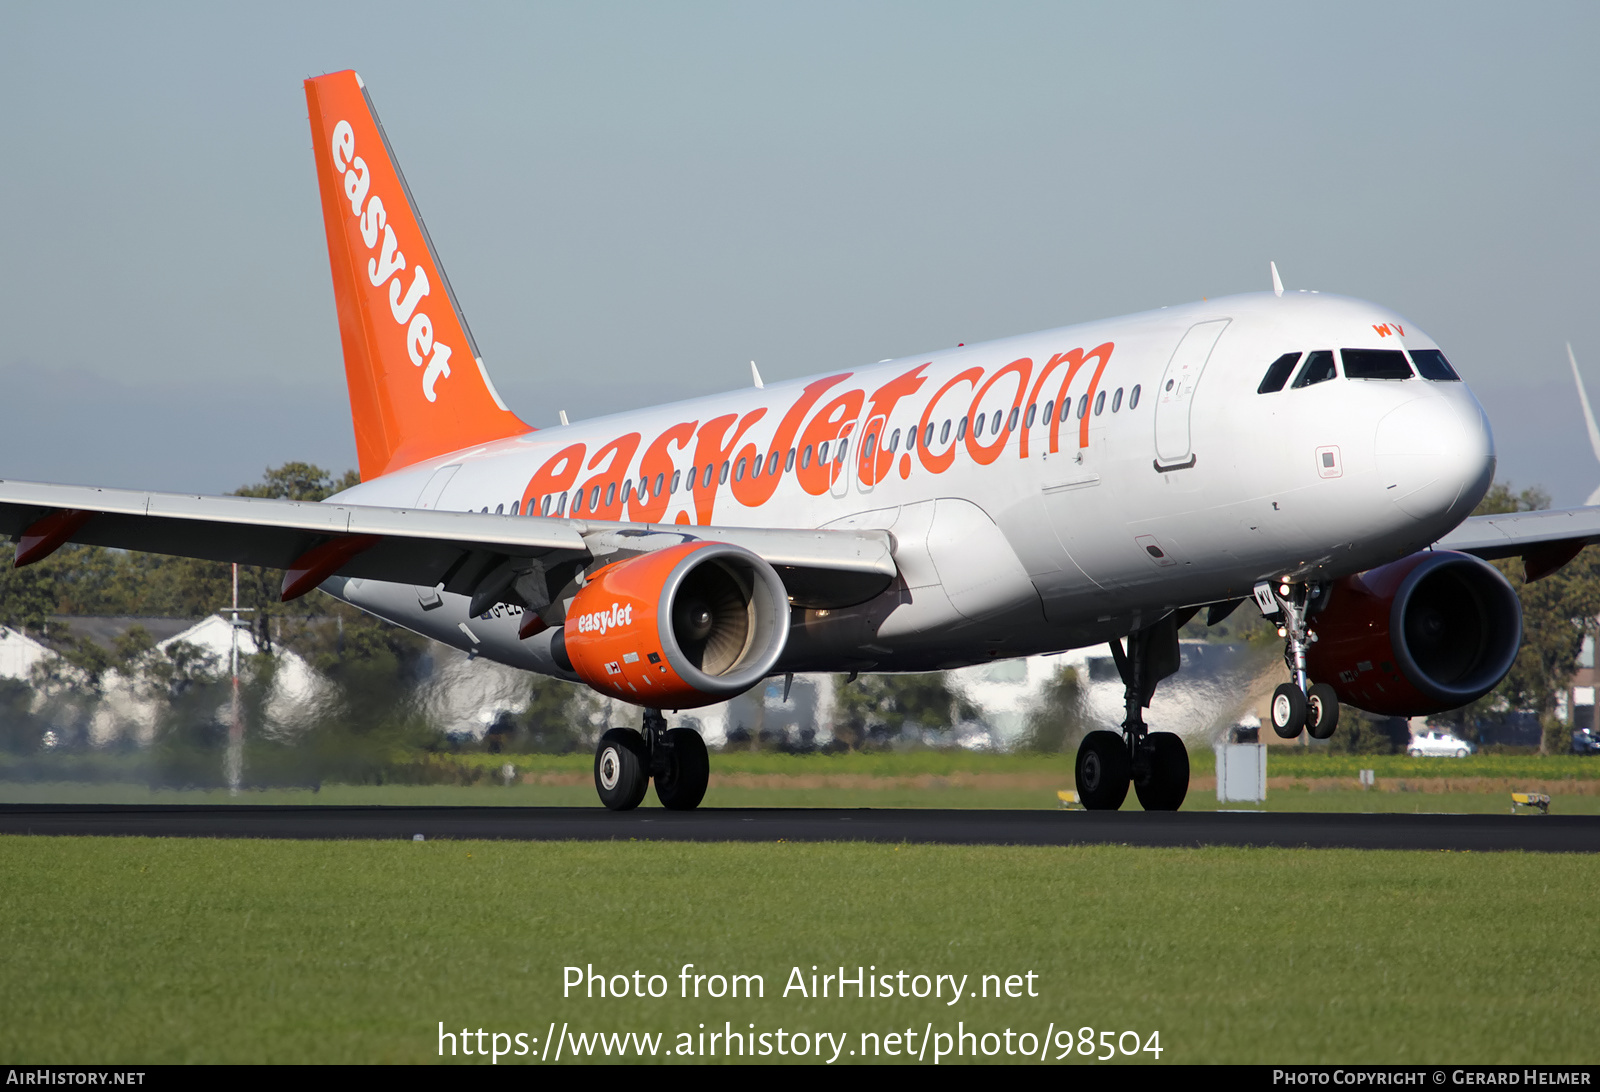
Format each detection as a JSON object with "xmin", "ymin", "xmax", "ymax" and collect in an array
[{"xmin": 2, "ymin": 2, "xmax": 1596, "ymax": 501}]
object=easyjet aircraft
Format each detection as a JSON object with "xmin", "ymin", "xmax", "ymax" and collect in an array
[{"xmin": 3, "ymin": 72, "xmax": 1594, "ymax": 811}]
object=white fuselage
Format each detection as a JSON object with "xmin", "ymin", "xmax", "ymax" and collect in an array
[{"xmin": 328, "ymin": 290, "xmax": 1495, "ymax": 685}]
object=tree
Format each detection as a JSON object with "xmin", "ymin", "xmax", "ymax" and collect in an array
[
  {"xmin": 1018, "ymin": 665, "xmax": 1091, "ymax": 752},
  {"xmin": 830, "ymin": 673, "xmax": 979, "ymax": 748}
]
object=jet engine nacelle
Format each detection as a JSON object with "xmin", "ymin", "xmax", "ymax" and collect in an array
[
  {"xmin": 1306, "ymin": 550, "xmax": 1522, "ymax": 717},
  {"xmin": 553, "ymin": 541, "xmax": 790, "ymax": 708}
]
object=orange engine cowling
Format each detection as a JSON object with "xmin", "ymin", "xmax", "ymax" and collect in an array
[
  {"xmin": 1306, "ymin": 550, "xmax": 1522, "ymax": 717},
  {"xmin": 553, "ymin": 541, "xmax": 791, "ymax": 709}
]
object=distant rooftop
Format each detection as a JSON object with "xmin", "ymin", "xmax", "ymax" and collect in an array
[{"xmin": 45, "ymin": 615, "xmax": 197, "ymax": 652}]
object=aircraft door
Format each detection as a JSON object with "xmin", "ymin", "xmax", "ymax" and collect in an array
[
  {"xmin": 856, "ymin": 414, "xmax": 888, "ymax": 494},
  {"xmin": 829, "ymin": 420, "xmax": 858, "ymax": 499},
  {"xmin": 1153, "ymin": 319, "xmax": 1230, "ymax": 468}
]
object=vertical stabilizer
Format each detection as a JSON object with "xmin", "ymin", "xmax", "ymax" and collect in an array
[{"xmin": 305, "ymin": 71, "xmax": 529, "ymax": 479}]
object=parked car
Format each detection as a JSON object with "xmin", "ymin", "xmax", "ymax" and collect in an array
[
  {"xmin": 1572, "ymin": 728, "xmax": 1600, "ymax": 756},
  {"xmin": 1407, "ymin": 729, "xmax": 1475, "ymax": 757}
]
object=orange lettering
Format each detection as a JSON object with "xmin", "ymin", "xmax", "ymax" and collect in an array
[
  {"xmin": 730, "ymin": 374, "xmax": 851, "ymax": 509},
  {"xmin": 579, "ymin": 433, "xmax": 642, "ymax": 521},
  {"xmin": 965, "ymin": 357, "xmax": 1032, "ymax": 466},
  {"xmin": 691, "ymin": 410, "xmax": 767, "ymax": 524},
  {"xmin": 795, "ymin": 390, "xmax": 865, "ymax": 496},
  {"xmin": 520, "ymin": 443, "xmax": 585, "ymax": 516},
  {"xmin": 628, "ymin": 421, "xmax": 697, "ymax": 523},
  {"xmin": 916, "ymin": 368, "xmax": 983, "ymax": 475},
  {"xmin": 856, "ymin": 364, "xmax": 929, "ymax": 487}
]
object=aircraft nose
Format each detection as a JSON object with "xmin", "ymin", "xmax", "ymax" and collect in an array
[{"xmin": 1374, "ymin": 394, "xmax": 1495, "ymax": 523}]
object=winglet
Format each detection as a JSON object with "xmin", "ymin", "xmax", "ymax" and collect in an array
[
  {"xmin": 1270, "ymin": 261, "xmax": 1284, "ymax": 298},
  {"xmin": 1567, "ymin": 343, "xmax": 1600, "ymax": 506},
  {"xmin": 305, "ymin": 71, "xmax": 529, "ymax": 481}
]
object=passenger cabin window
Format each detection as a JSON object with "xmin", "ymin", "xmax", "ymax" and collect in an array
[
  {"xmin": 1410, "ymin": 349, "xmax": 1461, "ymax": 381},
  {"xmin": 1257, "ymin": 352, "xmax": 1302, "ymax": 393},
  {"xmin": 1341, "ymin": 349, "xmax": 1412, "ymax": 380},
  {"xmin": 1291, "ymin": 350, "xmax": 1337, "ymax": 389}
]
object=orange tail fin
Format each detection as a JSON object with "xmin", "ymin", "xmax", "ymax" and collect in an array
[{"xmin": 305, "ymin": 71, "xmax": 529, "ymax": 480}]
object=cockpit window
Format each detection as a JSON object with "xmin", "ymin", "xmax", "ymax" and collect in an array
[
  {"xmin": 1409, "ymin": 349, "xmax": 1461, "ymax": 381},
  {"xmin": 1342, "ymin": 349, "xmax": 1412, "ymax": 380},
  {"xmin": 1257, "ymin": 352, "xmax": 1301, "ymax": 393},
  {"xmin": 1290, "ymin": 350, "xmax": 1337, "ymax": 389}
]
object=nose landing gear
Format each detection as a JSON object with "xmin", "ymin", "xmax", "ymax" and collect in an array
[
  {"xmin": 1074, "ymin": 614, "xmax": 1191, "ymax": 811},
  {"xmin": 1259, "ymin": 580, "xmax": 1340, "ymax": 740},
  {"xmin": 593, "ymin": 709, "xmax": 711, "ymax": 811}
]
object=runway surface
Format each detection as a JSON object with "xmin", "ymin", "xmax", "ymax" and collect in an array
[{"xmin": 1, "ymin": 804, "xmax": 1596, "ymax": 851}]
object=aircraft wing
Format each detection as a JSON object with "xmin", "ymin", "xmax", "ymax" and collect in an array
[
  {"xmin": 1435, "ymin": 505, "xmax": 1600, "ymax": 581},
  {"xmin": 0, "ymin": 479, "xmax": 897, "ymax": 611}
]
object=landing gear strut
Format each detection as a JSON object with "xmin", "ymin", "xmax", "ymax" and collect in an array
[
  {"xmin": 593, "ymin": 710, "xmax": 710, "ymax": 812},
  {"xmin": 1075, "ymin": 614, "xmax": 1190, "ymax": 811},
  {"xmin": 1259, "ymin": 580, "xmax": 1340, "ymax": 741}
]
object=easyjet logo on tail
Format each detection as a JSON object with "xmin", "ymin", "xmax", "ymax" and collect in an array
[
  {"xmin": 330, "ymin": 120, "xmax": 452, "ymax": 402},
  {"xmin": 306, "ymin": 72, "xmax": 526, "ymax": 480}
]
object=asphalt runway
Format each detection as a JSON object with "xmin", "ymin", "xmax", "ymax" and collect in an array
[{"xmin": 1, "ymin": 804, "xmax": 1596, "ymax": 851}]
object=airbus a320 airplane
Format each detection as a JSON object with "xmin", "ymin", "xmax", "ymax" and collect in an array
[{"xmin": 4, "ymin": 72, "xmax": 1594, "ymax": 810}]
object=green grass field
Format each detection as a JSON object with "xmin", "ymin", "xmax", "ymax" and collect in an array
[
  {"xmin": 3, "ymin": 749, "xmax": 1596, "ymax": 812},
  {"xmin": 0, "ymin": 836, "xmax": 1591, "ymax": 1064}
]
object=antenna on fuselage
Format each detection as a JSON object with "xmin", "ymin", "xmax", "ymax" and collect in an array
[
  {"xmin": 559, "ymin": 410, "xmax": 569, "ymax": 427},
  {"xmin": 1566, "ymin": 343, "xmax": 1600, "ymax": 505},
  {"xmin": 750, "ymin": 361, "xmax": 764, "ymax": 389},
  {"xmin": 1270, "ymin": 261, "xmax": 1284, "ymax": 298}
]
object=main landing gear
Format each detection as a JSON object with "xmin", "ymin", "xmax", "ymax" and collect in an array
[
  {"xmin": 1075, "ymin": 614, "xmax": 1191, "ymax": 811},
  {"xmin": 1257, "ymin": 580, "xmax": 1340, "ymax": 741},
  {"xmin": 594, "ymin": 709, "xmax": 710, "ymax": 811}
]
